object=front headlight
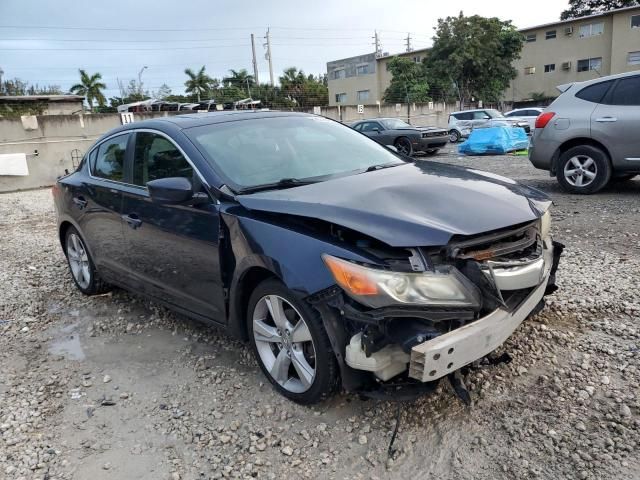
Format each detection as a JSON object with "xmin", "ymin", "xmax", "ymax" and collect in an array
[
  {"xmin": 322, "ymin": 254, "xmax": 481, "ymax": 309},
  {"xmin": 540, "ymin": 210, "xmax": 551, "ymax": 240}
]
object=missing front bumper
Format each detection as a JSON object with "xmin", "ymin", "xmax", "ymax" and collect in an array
[{"xmin": 408, "ymin": 240, "xmax": 561, "ymax": 382}]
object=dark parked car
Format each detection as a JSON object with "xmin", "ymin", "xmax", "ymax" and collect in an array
[
  {"xmin": 53, "ymin": 111, "xmax": 562, "ymax": 404},
  {"xmin": 350, "ymin": 118, "xmax": 449, "ymax": 156}
]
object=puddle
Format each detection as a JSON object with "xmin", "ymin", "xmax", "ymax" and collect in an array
[{"xmin": 49, "ymin": 322, "xmax": 86, "ymax": 360}]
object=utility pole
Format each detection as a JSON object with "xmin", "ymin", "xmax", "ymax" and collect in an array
[
  {"xmin": 250, "ymin": 34, "xmax": 259, "ymax": 85},
  {"xmin": 372, "ymin": 30, "xmax": 382, "ymax": 57},
  {"xmin": 264, "ymin": 28, "xmax": 274, "ymax": 87},
  {"xmin": 138, "ymin": 66, "xmax": 148, "ymax": 96},
  {"xmin": 0, "ymin": 67, "xmax": 4, "ymax": 94},
  {"xmin": 405, "ymin": 33, "xmax": 412, "ymax": 52}
]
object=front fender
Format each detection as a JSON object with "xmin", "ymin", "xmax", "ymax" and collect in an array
[{"xmin": 222, "ymin": 207, "xmax": 381, "ymax": 338}]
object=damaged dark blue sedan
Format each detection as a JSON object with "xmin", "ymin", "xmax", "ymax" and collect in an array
[{"xmin": 53, "ymin": 111, "xmax": 562, "ymax": 404}]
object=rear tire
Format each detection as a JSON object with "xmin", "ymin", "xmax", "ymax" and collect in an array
[
  {"xmin": 64, "ymin": 226, "xmax": 111, "ymax": 295},
  {"xmin": 247, "ymin": 279, "xmax": 339, "ymax": 404},
  {"xmin": 556, "ymin": 145, "xmax": 611, "ymax": 194}
]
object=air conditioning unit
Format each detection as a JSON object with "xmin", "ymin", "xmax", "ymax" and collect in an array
[
  {"xmin": 562, "ymin": 61, "xmax": 572, "ymax": 70},
  {"xmin": 564, "ymin": 26, "xmax": 574, "ymax": 36}
]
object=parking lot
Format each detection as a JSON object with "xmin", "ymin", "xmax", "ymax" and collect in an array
[{"xmin": 1, "ymin": 147, "xmax": 639, "ymax": 480}]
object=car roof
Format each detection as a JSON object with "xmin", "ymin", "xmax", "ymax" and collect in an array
[
  {"xmin": 558, "ymin": 70, "xmax": 640, "ymax": 93},
  {"xmin": 354, "ymin": 118, "xmax": 402, "ymax": 123},
  {"xmin": 119, "ymin": 110, "xmax": 315, "ymax": 131},
  {"xmin": 451, "ymin": 109, "xmax": 495, "ymax": 114}
]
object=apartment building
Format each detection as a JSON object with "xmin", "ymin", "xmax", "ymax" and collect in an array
[
  {"xmin": 327, "ymin": 6, "xmax": 640, "ymax": 106},
  {"xmin": 327, "ymin": 48, "xmax": 429, "ymax": 106},
  {"xmin": 506, "ymin": 5, "xmax": 640, "ymax": 102}
]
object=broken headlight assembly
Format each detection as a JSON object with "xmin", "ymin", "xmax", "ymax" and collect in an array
[
  {"xmin": 322, "ymin": 254, "xmax": 481, "ymax": 309},
  {"xmin": 540, "ymin": 209, "xmax": 551, "ymax": 240}
]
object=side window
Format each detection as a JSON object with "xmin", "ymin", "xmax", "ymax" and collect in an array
[
  {"xmin": 132, "ymin": 132, "xmax": 193, "ymax": 187},
  {"xmin": 361, "ymin": 122, "xmax": 381, "ymax": 132},
  {"xmin": 575, "ymin": 80, "xmax": 614, "ymax": 103},
  {"xmin": 353, "ymin": 123, "xmax": 363, "ymax": 131},
  {"xmin": 504, "ymin": 111, "xmax": 516, "ymax": 117},
  {"xmin": 606, "ymin": 76, "xmax": 640, "ymax": 106},
  {"xmin": 93, "ymin": 134, "xmax": 129, "ymax": 181},
  {"xmin": 473, "ymin": 111, "xmax": 490, "ymax": 120}
]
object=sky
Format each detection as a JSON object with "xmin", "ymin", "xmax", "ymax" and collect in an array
[{"xmin": 0, "ymin": 0, "xmax": 569, "ymax": 99}]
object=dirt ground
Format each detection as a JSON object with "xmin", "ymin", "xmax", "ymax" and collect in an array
[{"xmin": 1, "ymin": 147, "xmax": 639, "ymax": 480}]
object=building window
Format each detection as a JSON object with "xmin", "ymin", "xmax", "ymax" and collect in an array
[
  {"xmin": 335, "ymin": 93, "xmax": 347, "ymax": 103},
  {"xmin": 577, "ymin": 57, "xmax": 602, "ymax": 72},
  {"xmin": 356, "ymin": 90, "xmax": 370, "ymax": 102},
  {"xmin": 333, "ymin": 69, "xmax": 345, "ymax": 80},
  {"xmin": 628, "ymin": 51, "xmax": 640, "ymax": 65},
  {"xmin": 545, "ymin": 30, "xmax": 557, "ymax": 39},
  {"xmin": 631, "ymin": 14, "xmax": 640, "ymax": 28},
  {"xmin": 525, "ymin": 33, "xmax": 537, "ymax": 42},
  {"xmin": 579, "ymin": 22, "xmax": 604, "ymax": 37},
  {"xmin": 544, "ymin": 64, "xmax": 556, "ymax": 73},
  {"xmin": 524, "ymin": 66, "xmax": 536, "ymax": 75},
  {"xmin": 412, "ymin": 56, "xmax": 421, "ymax": 63},
  {"xmin": 356, "ymin": 64, "xmax": 369, "ymax": 75}
]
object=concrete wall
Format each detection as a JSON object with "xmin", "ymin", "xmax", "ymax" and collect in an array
[{"xmin": 0, "ymin": 112, "xmax": 174, "ymax": 192}]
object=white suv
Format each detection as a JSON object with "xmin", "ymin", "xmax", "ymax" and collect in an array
[{"xmin": 448, "ymin": 109, "xmax": 531, "ymax": 142}]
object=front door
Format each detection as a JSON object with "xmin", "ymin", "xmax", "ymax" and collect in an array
[
  {"xmin": 591, "ymin": 75, "xmax": 640, "ymax": 165},
  {"xmin": 119, "ymin": 131, "xmax": 226, "ymax": 322}
]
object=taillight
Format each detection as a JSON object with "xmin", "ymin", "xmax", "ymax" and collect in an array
[{"xmin": 535, "ymin": 112, "xmax": 555, "ymax": 129}]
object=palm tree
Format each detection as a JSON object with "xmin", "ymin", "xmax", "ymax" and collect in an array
[
  {"xmin": 279, "ymin": 67, "xmax": 307, "ymax": 105},
  {"xmin": 70, "ymin": 70, "xmax": 106, "ymax": 111},
  {"xmin": 184, "ymin": 66, "xmax": 212, "ymax": 102},
  {"xmin": 223, "ymin": 69, "xmax": 254, "ymax": 93}
]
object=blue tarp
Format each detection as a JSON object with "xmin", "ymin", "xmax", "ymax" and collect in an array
[{"xmin": 458, "ymin": 126, "xmax": 529, "ymax": 156}]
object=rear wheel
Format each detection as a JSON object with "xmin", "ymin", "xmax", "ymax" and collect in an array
[
  {"xmin": 394, "ymin": 137, "xmax": 413, "ymax": 156},
  {"xmin": 449, "ymin": 130, "xmax": 460, "ymax": 143},
  {"xmin": 64, "ymin": 226, "xmax": 111, "ymax": 295},
  {"xmin": 556, "ymin": 145, "xmax": 611, "ymax": 194},
  {"xmin": 247, "ymin": 279, "xmax": 338, "ymax": 404}
]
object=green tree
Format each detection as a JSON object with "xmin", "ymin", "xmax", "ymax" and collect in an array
[
  {"xmin": 153, "ymin": 83, "xmax": 172, "ymax": 100},
  {"xmin": 278, "ymin": 68, "xmax": 328, "ymax": 107},
  {"xmin": 184, "ymin": 66, "xmax": 212, "ymax": 102},
  {"xmin": 223, "ymin": 69, "xmax": 254, "ymax": 94},
  {"xmin": 561, "ymin": 0, "xmax": 638, "ymax": 19},
  {"xmin": 424, "ymin": 13, "xmax": 523, "ymax": 107},
  {"xmin": 382, "ymin": 57, "xmax": 431, "ymax": 104},
  {"xmin": 69, "ymin": 69, "xmax": 106, "ymax": 111}
]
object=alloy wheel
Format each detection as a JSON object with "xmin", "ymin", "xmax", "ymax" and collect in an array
[
  {"xmin": 564, "ymin": 155, "xmax": 597, "ymax": 187},
  {"xmin": 67, "ymin": 233, "xmax": 91, "ymax": 289},
  {"xmin": 252, "ymin": 295, "xmax": 316, "ymax": 394},
  {"xmin": 395, "ymin": 138, "xmax": 412, "ymax": 156},
  {"xmin": 449, "ymin": 130, "xmax": 460, "ymax": 143}
]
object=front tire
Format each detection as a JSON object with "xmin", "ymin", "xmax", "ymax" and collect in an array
[
  {"xmin": 394, "ymin": 137, "xmax": 413, "ymax": 156},
  {"xmin": 556, "ymin": 145, "xmax": 611, "ymax": 194},
  {"xmin": 64, "ymin": 226, "xmax": 111, "ymax": 295},
  {"xmin": 449, "ymin": 129, "xmax": 460, "ymax": 143},
  {"xmin": 247, "ymin": 279, "xmax": 339, "ymax": 404}
]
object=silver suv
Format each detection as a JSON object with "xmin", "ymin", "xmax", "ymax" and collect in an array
[{"xmin": 529, "ymin": 71, "xmax": 640, "ymax": 194}]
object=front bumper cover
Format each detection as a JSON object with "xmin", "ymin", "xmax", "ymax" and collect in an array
[{"xmin": 408, "ymin": 240, "xmax": 562, "ymax": 382}]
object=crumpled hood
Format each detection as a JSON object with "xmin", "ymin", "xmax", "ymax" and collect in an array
[{"xmin": 236, "ymin": 162, "xmax": 551, "ymax": 247}]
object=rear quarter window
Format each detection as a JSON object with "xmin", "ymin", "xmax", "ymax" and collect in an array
[{"xmin": 575, "ymin": 80, "xmax": 614, "ymax": 103}]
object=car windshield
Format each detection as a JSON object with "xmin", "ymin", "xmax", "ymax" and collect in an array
[
  {"xmin": 380, "ymin": 118, "xmax": 412, "ymax": 129},
  {"xmin": 185, "ymin": 116, "xmax": 405, "ymax": 191}
]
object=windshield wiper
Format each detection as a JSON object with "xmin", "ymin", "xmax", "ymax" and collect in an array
[
  {"xmin": 365, "ymin": 162, "xmax": 404, "ymax": 172},
  {"xmin": 237, "ymin": 178, "xmax": 318, "ymax": 194}
]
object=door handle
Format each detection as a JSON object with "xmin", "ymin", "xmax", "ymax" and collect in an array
[
  {"xmin": 72, "ymin": 196, "xmax": 88, "ymax": 209},
  {"xmin": 595, "ymin": 117, "xmax": 617, "ymax": 123},
  {"xmin": 122, "ymin": 213, "xmax": 142, "ymax": 229}
]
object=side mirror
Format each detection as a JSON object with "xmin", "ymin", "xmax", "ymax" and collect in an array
[
  {"xmin": 147, "ymin": 177, "xmax": 194, "ymax": 205},
  {"xmin": 373, "ymin": 128, "xmax": 381, "ymax": 133}
]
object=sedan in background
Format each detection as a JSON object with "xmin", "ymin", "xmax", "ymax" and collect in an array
[
  {"xmin": 504, "ymin": 108, "xmax": 544, "ymax": 131},
  {"xmin": 351, "ymin": 118, "xmax": 449, "ymax": 156}
]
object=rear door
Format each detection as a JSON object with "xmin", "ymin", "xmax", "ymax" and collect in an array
[
  {"xmin": 591, "ymin": 75, "xmax": 640, "ymax": 165},
  {"xmin": 74, "ymin": 133, "xmax": 131, "ymax": 277},
  {"xmin": 119, "ymin": 130, "xmax": 226, "ymax": 321}
]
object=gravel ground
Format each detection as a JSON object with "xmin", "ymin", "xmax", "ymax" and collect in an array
[{"xmin": 1, "ymin": 148, "xmax": 639, "ymax": 480}]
